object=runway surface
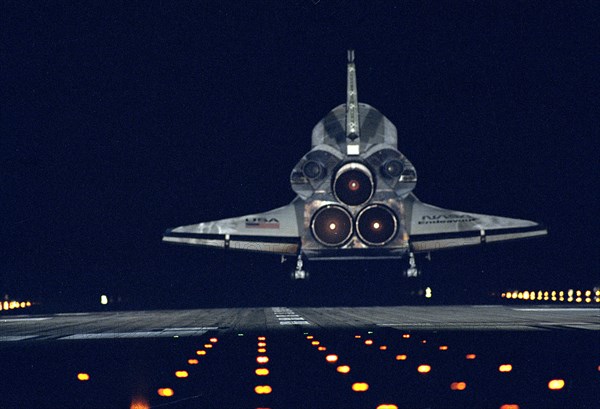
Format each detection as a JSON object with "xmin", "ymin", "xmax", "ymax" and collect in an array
[
  {"xmin": 1, "ymin": 305, "xmax": 598, "ymax": 408},
  {"xmin": 2, "ymin": 305, "xmax": 599, "ymax": 340}
]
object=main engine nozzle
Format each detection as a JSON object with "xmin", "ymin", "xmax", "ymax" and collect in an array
[
  {"xmin": 333, "ymin": 162, "xmax": 374, "ymax": 206},
  {"xmin": 311, "ymin": 205, "xmax": 353, "ymax": 246},
  {"xmin": 356, "ymin": 204, "xmax": 398, "ymax": 246}
]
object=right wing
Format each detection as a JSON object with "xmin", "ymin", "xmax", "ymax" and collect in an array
[
  {"xmin": 406, "ymin": 194, "xmax": 547, "ymax": 253},
  {"xmin": 163, "ymin": 198, "xmax": 304, "ymax": 256}
]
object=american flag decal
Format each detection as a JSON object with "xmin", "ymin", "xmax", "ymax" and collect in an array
[{"xmin": 245, "ymin": 217, "xmax": 280, "ymax": 229}]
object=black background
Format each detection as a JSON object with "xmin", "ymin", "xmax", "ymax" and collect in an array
[{"xmin": 2, "ymin": 1, "xmax": 598, "ymax": 309}]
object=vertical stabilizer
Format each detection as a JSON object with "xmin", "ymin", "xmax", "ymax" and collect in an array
[{"xmin": 346, "ymin": 50, "xmax": 360, "ymax": 155}]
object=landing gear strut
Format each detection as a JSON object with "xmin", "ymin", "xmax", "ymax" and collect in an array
[
  {"xmin": 404, "ymin": 252, "xmax": 421, "ymax": 278},
  {"xmin": 291, "ymin": 254, "xmax": 309, "ymax": 280}
]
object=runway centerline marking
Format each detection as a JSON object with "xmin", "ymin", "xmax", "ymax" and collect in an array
[{"xmin": 272, "ymin": 307, "xmax": 311, "ymax": 325}]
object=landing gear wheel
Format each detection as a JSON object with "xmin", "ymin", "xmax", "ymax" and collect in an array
[
  {"xmin": 404, "ymin": 252, "xmax": 421, "ymax": 278},
  {"xmin": 291, "ymin": 254, "xmax": 309, "ymax": 280}
]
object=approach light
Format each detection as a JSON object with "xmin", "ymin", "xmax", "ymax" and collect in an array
[
  {"xmin": 548, "ymin": 379, "xmax": 565, "ymax": 390},
  {"xmin": 157, "ymin": 388, "xmax": 174, "ymax": 397},
  {"xmin": 450, "ymin": 382, "xmax": 467, "ymax": 391},
  {"xmin": 326, "ymin": 354, "xmax": 339, "ymax": 363},
  {"xmin": 254, "ymin": 385, "xmax": 272, "ymax": 395},
  {"xmin": 352, "ymin": 382, "xmax": 369, "ymax": 392},
  {"xmin": 175, "ymin": 371, "xmax": 188, "ymax": 378}
]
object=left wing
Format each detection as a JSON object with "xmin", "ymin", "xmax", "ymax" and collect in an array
[
  {"xmin": 406, "ymin": 194, "xmax": 547, "ymax": 253},
  {"xmin": 163, "ymin": 198, "xmax": 304, "ymax": 255}
]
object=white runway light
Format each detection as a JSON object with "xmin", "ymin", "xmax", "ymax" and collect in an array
[{"xmin": 100, "ymin": 295, "xmax": 108, "ymax": 305}]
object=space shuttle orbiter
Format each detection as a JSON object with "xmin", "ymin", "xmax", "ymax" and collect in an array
[{"xmin": 164, "ymin": 50, "xmax": 547, "ymax": 279}]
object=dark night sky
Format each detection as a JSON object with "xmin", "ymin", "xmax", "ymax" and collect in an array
[{"xmin": 2, "ymin": 1, "xmax": 598, "ymax": 309}]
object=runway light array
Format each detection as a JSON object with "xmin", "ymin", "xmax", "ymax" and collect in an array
[
  {"xmin": 0, "ymin": 299, "xmax": 33, "ymax": 312},
  {"xmin": 501, "ymin": 288, "xmax": 600, "ymax": 303}
]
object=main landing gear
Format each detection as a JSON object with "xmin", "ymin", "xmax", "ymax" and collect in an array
[
  {"xmin": 404, "ymin": 252, "xmax": 421, "ymax": 278},
  {"xmin": 291, "ymin": 254, "xmax": 309, "ymax": 280}
]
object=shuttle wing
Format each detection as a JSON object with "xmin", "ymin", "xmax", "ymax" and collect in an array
[
  {"xmin": 406, "ymin": 194, "xmax": 547, "ymax": 252},
  {"xmin": 163, "ymin": 198, "xmax": 304, "ymax": 255}
]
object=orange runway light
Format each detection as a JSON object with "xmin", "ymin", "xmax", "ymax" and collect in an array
[
  {"xmin": 354, "ymin": 335, "xmax": 361, "ymax": 339},
  {"xmin": 130, "ymin": 397, "xmax": 150, "ymax": 409},
  {"xmin": 379, "ymin": 345, "xmax": 387, "ymax": 350},
  {"xmin": 377, "ymin": 405, "xmax": 398, "ymax": 409},
  {"xmin": 318, "ymin": 346, "xmax": 327, "ymax": 351},
  {"xmin": 417, "ymin": 364, "xmax": 431, "ymax": 373},
  {"xmin": 196, "ymin": 350, "xmax": 206, "ymax": 356},
  {"xmin": 364, "ymin": 339, "xmax": 374, "ymax": 345},
  {"xmin": 395, "ymin": 354, "xmax": 407, "ymax": 361},
  {"xmin": 403, "ymin": 334, "xmax": 410, "ymax": 339},
  {"xmin": 311, "ymin": 340, "xmax": 320, "ymax": 346},
  {"xmin": 548, "ymin": 379, "xmax": 565, "ymax": 390},
  {"xmin": 336, "ymin": 365, "xmax": 351, "ymax": 374},
  {"xmin": 499, "ymin": 364, "xmax": 513, "ymax": 373},
  {"xmin": 326, "ymin": 354, "xmax": 339, "ymax": 363},
  {"xmin": 254, "ymin": 385, "xmax": 272, "ymax": 395},
  {"xmin": 256, "ymin": 356, "xmax": 269, "ymax": 364},
  {"xmin": 306, "ymin": 335, "xmax": 314, "ymax": 340},
  {"xmin": 77, "ymin": 373, "xmax": 90, "ymax": 381},
  {"xmin": 439, "ymin": 345, "xmax": 449, "ymax": 351},
  {"xmin": 450, "ymin": 382, "xmax": 467, "ymax": 391},
  {"xmin": 499, "ymin": 405, "xmax": 520, "ymax": 409},
  {"xmin": 465, "ymin": 354, "xmax": 477, "ymax": 360},
  {"xmin": 351, "ymin": 382, "xmax": 369, "ymax": 392},
  {"xmin": 209, "ymin": 337, "xmax": 218, "ymax": 343},
  {"xmin": 157, "ymin": 388, "xmax": 174, "ymax": 397},
  {"xmin": 257, "ymin": 348, "xmax": 267, "ymax": 353},
  {"xmin": 258, "ymin": 336, "xmax": 266, "ymax": 341},
  {"xmin": 175, "ymin": 370, "xmax": 188, "ymax": 378},
  {"xmin": 204, "ymin": 344, "xmax": 213, "ymax": 349},
  {"xmin": 421, "ymin": 340, "xmax": 427, "ymax": 344},
  {"xmin": 255, "ymin": 368, "xmax": 269, "ymax": 376},
  {"xmin": 257, "ymin": 342, "xmax": 267, "ymax": 347},
  {"xmin": 187, "ymin": 359, "xmax": 199, "ymax": 365}
]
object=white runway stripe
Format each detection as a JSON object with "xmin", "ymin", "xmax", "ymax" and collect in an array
[{"xmin": 272, "ymin": 307, "xmax": 311, "ymax": 325}]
